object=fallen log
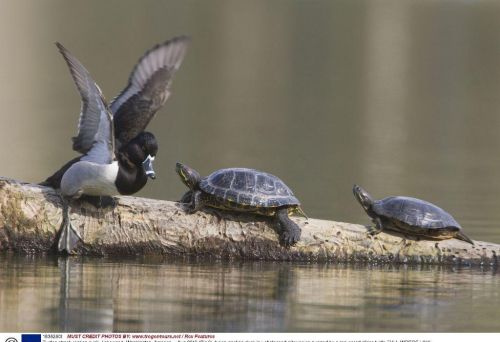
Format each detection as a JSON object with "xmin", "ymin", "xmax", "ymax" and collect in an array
[{"xmin": 0, "ymin": 176, "xmax": 498, "ymax": 266}]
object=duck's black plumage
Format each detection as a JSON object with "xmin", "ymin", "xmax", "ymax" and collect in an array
[
  {"xmin": 111, "ymin": 35, "xmax": 190, "ymax": 148},
  {"xmin": 115, "ymin": 132, "xmax": 158, "ymax": 195}
]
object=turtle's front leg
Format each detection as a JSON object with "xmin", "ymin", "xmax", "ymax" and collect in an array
[
  {"xmin": 179, "ymin": 190, "xmax": 193, "ymax": 204},
  {"xmin": 367, "ymin": 217, "xmax": 384, "ymax": 235},
  {"xmin": 183, "ymin": 190, "xmax": 204, "ymax": 214},
  {"xmin": 275, "ymin": 207, "xmax": 301, "ymax": 247}
]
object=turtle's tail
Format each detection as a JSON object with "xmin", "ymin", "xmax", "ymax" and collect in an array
[{"xmin": 456, "ymin": 231, "xmax": 474, "ymax": 245}]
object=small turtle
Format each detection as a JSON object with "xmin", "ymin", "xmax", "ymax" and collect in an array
[
  {"xmin": 176, "ymin": 163, "xmax": 307, "ymax": 246},
  {"xmin": 353, "ymin": 185, "xmax": 474, "ymax": 244}
]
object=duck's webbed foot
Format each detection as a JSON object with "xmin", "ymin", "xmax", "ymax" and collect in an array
[
  {"xmin": 276, "ymin": 208, "xmax": 302, "ymax": 247},
  {"xmin": 58, "ymin": 199, "xmax": 83, "ymax": 254}
]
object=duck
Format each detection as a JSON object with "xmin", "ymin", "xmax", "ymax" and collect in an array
[
  {"xmin": 42, "ymin": 36, "xmax": 190, "ymax": 193},
  {"xmin": 46, "ymin": 37, "xmax": 189, "ymax": 253}
]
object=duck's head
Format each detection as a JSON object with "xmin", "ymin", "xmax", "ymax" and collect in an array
[
  {"xmin": 121, "ymin": 132, "xmax": 159, "ymax": 179},
  {"xmin": 176, "ymin": 162, "xmax": 201, "ymax": 190}
]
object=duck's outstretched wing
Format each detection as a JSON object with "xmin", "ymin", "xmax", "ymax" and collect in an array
[
  {"xmin": 110, "ymin": 36, "xmax": 190, "ymax": 147},
  {"xmin": 56, "ymin": 42, "xmax": 114, "ymax": 164}
]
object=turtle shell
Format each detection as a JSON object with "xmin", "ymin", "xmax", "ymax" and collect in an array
[
  {"xmin": 199, "ymin": 168, "xmax": 300, "ymax": 208},
  {"xmin": 372, "ymin": 196, "xmax": 461, "ymax": 229}
]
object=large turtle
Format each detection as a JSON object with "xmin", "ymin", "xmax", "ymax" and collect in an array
[
  {"xmin": 353, "ymin": 185, "xmax": 474, "ymax": 244},
  {"xmin": 176, "ymin": 162, "xmax": 307, "ymax": 246}
]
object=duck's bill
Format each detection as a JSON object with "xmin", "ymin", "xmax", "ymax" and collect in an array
[{"xmin": 142, "ymin": 155, "xmax": 156, "ymax": 179}]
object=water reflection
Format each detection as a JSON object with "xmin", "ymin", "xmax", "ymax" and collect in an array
[
  {"xmin": 0, "ymin": 255, "xmax": 498, "ymax": 332},
  {"xmin": 57, "ymin": 258, "xmax": 113, "ymax": 331}
]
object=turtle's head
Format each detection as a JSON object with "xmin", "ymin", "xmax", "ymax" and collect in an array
[
  {"xmin": 176, "ymin": 162, "xmax": 201, "ymax": 190},
  {"xmin": 353, "ymin": 184, "xmax": 374, "ymax": 213}
]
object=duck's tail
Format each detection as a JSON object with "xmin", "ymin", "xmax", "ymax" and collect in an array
[{"xmin": 40, "ymin": 156, "xmax": 82, "ymax": 188}]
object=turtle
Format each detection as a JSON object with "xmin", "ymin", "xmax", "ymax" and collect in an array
[
  {"xmin": 352, "ymin": 184, "xmax": 474, "ymax": 244},
  {"xmin": 176, "ymin": 162, "xmax": 307, "ymax": 246}
]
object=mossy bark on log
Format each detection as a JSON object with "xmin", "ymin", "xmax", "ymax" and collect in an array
[{"xmin": 0, "ymin": 177, "xmax": 498, "ymax": 266}]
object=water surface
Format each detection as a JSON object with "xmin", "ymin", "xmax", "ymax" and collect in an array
[{"xmin": 0, "ymin": 255, "xmax": 498, "ymax": 332}]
